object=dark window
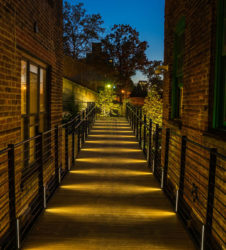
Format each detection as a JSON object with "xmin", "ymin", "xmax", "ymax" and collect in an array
[
  {"xmin": 213, "ymin": 1, "xmax": 226, "ymax": 129},
  {"xmin": 171, "ymin": 17, "xmax": 185, "ymax": 119}
]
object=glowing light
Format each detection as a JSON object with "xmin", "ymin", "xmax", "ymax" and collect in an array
[
  {"xmin": 46, "ymin": 205, "xmax": 175, "ymax": 221},
  {"xmin": 106, "ymin": 84, "xmax": 112, "ymax": 89},
  {"xmin": 76, "ymin": 157, "xmax": 146, "ymax": 164},
  {"xmin": 90, "ymin": 130, "xmax": 133, "ymax": 134},
  {"xmin": 85, "ymin": 140, "xmax": 138, "ymax": 144},
  {"xmin": 81, "ymin": 148, "xmax": 141, "ymax": 153},
  {"xmin": 121, "ymin": 89, "xmax": 125, "ymax": 94},
  {"xmin": 88, "ymin": 134, "xmax": 135, "ymax": 138},
  {"xmin": 61, "ymin": 183, "xmax": 160, "ymax": 194},
  {"xmin": 70, "ymin": 168, "xmax": 151, "ymax": 176},
  {"xmin": 93, "ymin": 126, "xmax": 131, "ymax": 129}
]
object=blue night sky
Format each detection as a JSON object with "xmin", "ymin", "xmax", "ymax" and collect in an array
[{"xmin": 64, "ymin": 0, "xmax": 165, "ymax": 83}]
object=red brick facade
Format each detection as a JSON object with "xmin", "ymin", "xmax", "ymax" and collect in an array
[
  {"xmin": 0, "ymin": 0, "xmax": 63, "ymax": 245},
  {"xmin": 0, "ymin": 0, "xmax": 63, "ymax": 150},
  {"xmin": 163, "ymin": 0, "xmax": 225, "ymax": 248}
]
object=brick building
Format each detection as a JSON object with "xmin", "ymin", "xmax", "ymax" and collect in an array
[
  {"xmin": 0, "ymin": 0, "xmax": 63, "ymax": 246},
  {"xmin": 0, "ymin": 0, "xmax": 63, "ymax": 150},
  {"xmin": 162, "ymin": 0, "xmax": 225, "ymax": 249}
]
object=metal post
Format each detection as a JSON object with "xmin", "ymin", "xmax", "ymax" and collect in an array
[
  {"xmin": 58, "ymin": 167, "xmax": 61, "ymax": 184},
  {"xmin": 8, "ymin": 144, "xmax": 17, "ymax": 248},
  {"xmin": 143, "ymin": 115, "xmax": 147, "ymax": 155},
  {"xmin": 16, "ymin": 218, "xmax": 20, "ymax": 249},
  {"xmin": 82, "ymin": 111, "xmax": 85, "ymax": 144},
  {"xmin": 139, "ymin": 109, "xmax": 142, "ymax": 147},
  {"xmin": 178, "ymin": 136, "xmax": 187, "ymax": 211},
  {"xmin": 154, "ymin": 124, "xmax": 159, "ymax": 174},
  {"xmin": 54, "ymin": 125, "xmax": 59, "ymax": 185},
  {"xmin": 161, "ymin": 168, "xmax": 164, "ymax": 189},
  {"xmin": 43, "ymin": 186, "xmax": 47, "ymax": 209},
  {"xmin": 65, "ymin": 125, "xmax": 69, "ymax": 171},
  {"xmin": 38, "ymin": 133, "xmax": 44, "ymax": 208},
  {"xmin": 201, "ymin": 225, "xmax": 205, "ymax": 250},
  {"xmin": 175, "ymin": 189, "xmax": 179, "ymax": 212},
  {"xmin": 205, "ymin": 148, "xmax": 217, "ymax": 249},
  {"xmin": 72, "ymin": 120, "xmax": 75, "ymax": 165},
  {"xmin": 77, "ymin": 114, "xmax": 81, "ymax": 153},
  {"xmin": 136, "ymin": 108, "xmax": 139, "ymax": 138},
  {"xmin": 148, "ymin": 119, "xmax": 153, "ymax": 169},
  {"xmin": 163, "ymin": 128, "xmax": 170, "ymax": 190},
  {"xmin": 85, "ymin": 109, "xmax": 88, "ymax": 139}
]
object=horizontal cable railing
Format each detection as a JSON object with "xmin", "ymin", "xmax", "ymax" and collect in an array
[
  {"xmin": 0, "ymin": 103, "xmax": 96, "ymax": 249},
  {"xmin": 126, "ymin": 102, "xmax": 225, "ymax": 250}
]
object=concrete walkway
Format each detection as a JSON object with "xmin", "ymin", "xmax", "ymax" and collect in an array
[{"xmin": 23, "ymin": 118, "xmax": 195, "ymax": 250}]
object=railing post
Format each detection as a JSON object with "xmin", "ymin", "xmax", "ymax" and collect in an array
[
  {"xmin": 72, "ymin": 120, "xmax": 75, "ymax": 166},
  {"xmin": 85, "ymin": 109, "xmax": 88, "ymax": 139},
  {"xmin": 143, "ymin": 115, "xmax": 147, "ymax": 155},
  {"xmin": 163, "ymin": 128, "xmax": 170, "ymax": 190},
  {"xmin": 204, "ymin": 148, "xmax": 217, "ymax": 249},
  {"xmin": 54, "ymin": 125, "xmax": 59, "ymax": 185},
  {"xmin": 77, "ymin": 114, "xmax": 81, "ymax": 153},
  {"xmin": 178, "ymin": 136, "xmax": 187, "ymax": 211},
  {"xmin": 38, "ymin": 133, "xmax": 44, "ymax": 208},
  {"xmin": 65, "ymin": 124, "xmax": 69, "ymax": 171},
  {"xmin": 148, "ymin": 119, "xmax": 153, "ymax": 169},
  {"xmin": 154, "ymin": 124, "xmax": 159, "ymax": 174},
  {"xmin": 8, "ymin": 144, "xmax": 17, "ymax": 248},
  {"xmin": 136, "ymin": 108, "xmax": 139, "ymax": 138},
  {"xmin": 139, "ymin": 109, "xmax": 142, "ymax": 147},
  {"xmin": 82, "ymin": 111, "xmax": 85, "ymax": 144}
]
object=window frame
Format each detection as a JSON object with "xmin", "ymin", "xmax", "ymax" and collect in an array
[
  {"xmin": 171, "ymin": 16, "xmax": 186, "ymax": 120},
  {"xmin": 213, "ymin": 0, "xmax": 226, "ymax": 129},
  {"xmin": 21, "ymin": 57, "xmax": 49, "ymax": 167}
]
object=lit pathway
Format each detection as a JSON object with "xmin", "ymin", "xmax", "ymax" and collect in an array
[{"xmin": 23, "ymin": 118, "xmax": 195, "ymax": 250}]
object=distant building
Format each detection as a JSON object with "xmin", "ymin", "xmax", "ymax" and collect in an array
[{"xmin": 162, "ymin": 1, "xmax": 225, "ymax": 249}]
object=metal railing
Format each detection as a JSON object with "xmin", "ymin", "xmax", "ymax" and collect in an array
[
  {"xmin": 126, "ymin": 102, "xmax": 225, "ymax": 250},
  {"xmin": 0, "ymin": 103, "xmax": 96, "ymax": 249}
]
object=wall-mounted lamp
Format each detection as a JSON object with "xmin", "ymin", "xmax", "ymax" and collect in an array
[{"xmin": 155, "ymin": 65, "xmax": 169, "ymax": 75}]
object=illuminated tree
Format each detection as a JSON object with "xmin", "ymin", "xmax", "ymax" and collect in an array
[
  {"xmin": 142, "ymin": 85, "xmax": 163, "ymax": 126},
  {"xmin": 102, "ymin": 24, "xmax": 149, "ymax": 90},
  {"xmin": 96, "ymin": 86, "xmax": 120, "ymax": 117}
]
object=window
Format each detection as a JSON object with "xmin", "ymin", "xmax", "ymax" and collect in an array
[
  {"xmin": 213, "ymin": 1, "xmax": 226, "ymax": 129},
  {"xmin": 171, "ymin": 17, "xmax": 185, "ymax": 119},
  {"xmin": 21, "ymin": 59, "xmax": 48, "ymax": 165}
]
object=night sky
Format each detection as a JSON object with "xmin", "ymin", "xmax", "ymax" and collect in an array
[{"xmin": 64, "ymin": 0, "xmax": 165, "ymax": 82}]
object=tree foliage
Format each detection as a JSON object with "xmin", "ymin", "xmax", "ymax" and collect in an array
[
  {"xmin": 96, "ymin": 87, "xmax": 120, "ymax": 117},
  {"xmin": 63, "ymin": 1, "xmax": 105, "ymax": 59},
  {"xmin": 143, "ymin": 60, "xmax": 163, "ymax": 93},
  {"xmin": 102, "ymin": 25, "xmax": 149, "ymax": 89},
  {"xmin": 142, "ymin": 85, "xmax": 163, "ymax": 126}
]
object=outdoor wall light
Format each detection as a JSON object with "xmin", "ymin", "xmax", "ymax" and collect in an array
[{"xmin": 155, "ymin": 65, "xmax": 169, "ymax": 74}]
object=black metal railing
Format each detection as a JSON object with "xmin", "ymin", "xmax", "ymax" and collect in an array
[
  {"xmin": 0, "ymin": 103, "xmax": 96, "ymax": 249},
  {"xmin": 126, "ymin": 102, "xmax": 225, "ymax": 250}
]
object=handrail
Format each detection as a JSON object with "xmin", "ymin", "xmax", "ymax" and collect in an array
[
  {"xmin": 126, "ymin": 102, "xmax": 226, "ymax": 250},
  {"xmin": 0, "ymin": 102, "xmax": 96, "ymax": 249}
]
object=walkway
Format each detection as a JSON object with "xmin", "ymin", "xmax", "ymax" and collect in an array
[{"xmin": 23, "ymin": 118, "xmax": 195, "ymax": 250}]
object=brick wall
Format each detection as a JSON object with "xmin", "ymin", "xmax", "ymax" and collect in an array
[
  {"xmin": 0, "ymin": 0, "xmax": 63, "ymax": 245},
  {"xmin": 0, "ymin": 0, "xmax": 63, "ymax": 150},
  {"xmin": 162, "ymin": 0, "xmax": 225, "ymax": 248}
]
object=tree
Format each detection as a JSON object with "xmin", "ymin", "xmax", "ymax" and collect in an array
[
  {"xmin": 96, "ymin": 87, "xmax": 120, "ymax": 117},
  {"xmin": 102, "ymin": 24, "xmax": 149, "ymax": 90},
  {"xmin": 143, "ymin": 60, "xmax": 163, "ymax": 94},
  {"xmin": 63, "ymin": 1, "xmax": 105, "ymax": 59},
  {"xmin": 142, "ymin": 85, "xmax": 163, "ymax": 126}
]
